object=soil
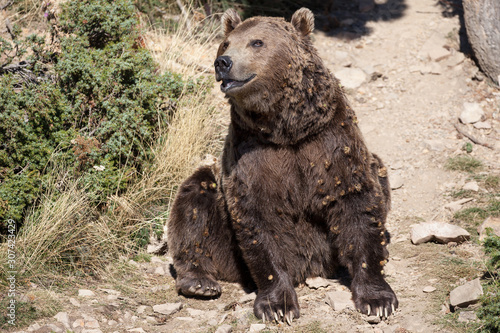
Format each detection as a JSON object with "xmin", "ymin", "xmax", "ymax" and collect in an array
[{"xmin": 10, "ymin": 0, "xmax": 500, "ymax": 332}]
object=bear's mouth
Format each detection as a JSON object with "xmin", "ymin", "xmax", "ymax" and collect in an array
[{"xmin": 221, "ymin": 74, "xmax": 256, "ymax": 93}]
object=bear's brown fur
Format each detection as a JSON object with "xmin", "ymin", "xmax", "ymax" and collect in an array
[{"xmin": 168, "ymin": 8, "xmax": 398, "ymax": 323}]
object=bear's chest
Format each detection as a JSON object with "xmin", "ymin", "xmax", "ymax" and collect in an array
[{"xmin": 223, "ymin": 136, "xmax": 346, "ymax": 210}]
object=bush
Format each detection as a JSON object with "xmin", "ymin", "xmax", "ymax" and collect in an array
[
  {"xmin": 477, "ymin": 231, "xmax": 500, "ymax": 332},
  {"xmin": 0, "ymin": 0, "xmax": 195, "ymax": 233}
]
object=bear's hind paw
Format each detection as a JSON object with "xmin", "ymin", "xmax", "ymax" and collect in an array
[{"xmin": 176, "ymin": 273, "xmax": 221, "ymax": 298}]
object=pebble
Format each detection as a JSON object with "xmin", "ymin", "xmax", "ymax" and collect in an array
[
  {"xmin": 444, "ymin": 198, "xmax": 474, "ymax": 212},
  {"xmin": 449, "ymin": 278, "xmax": 483, "ymax": 308},
  {"xmin": 477, "ymin": 217, "xmax": 500, "ymax": 241},
  {"xmin": 410, "ymin": 221, "xmax": 470, "ymax": 245},
  {"xmin": 473, "ymin": 121, "xmax": 492, "ymax": 129},
  {"xmin": 53, "ymin": 312, "xmax": 70, "ymax": 328},
  {"xmin": 249, "ymin": 323, "xmax": 266, "ymax": 332},
  {"xmin": 390, "ymin": 175, "xmax": 404, "ymax": 190},
  {"xmin": 72, "ymin": 318, "xmax": 85, "ymax": 328},
  {"xmin": 305, "ymin": 276, "xmax": 335, "ymax": 289},
  {"xmin": 463, "ymin": 181, "xmax": 479, "ymax": 192},
  {"xmin": 154, "ymin": 266, "xmax": 166, "ymax": 275},
  {"xmin": 186, "ymin": 308, "xmax": 205, "ymax": 317},
  {"xmin": 423, "ymin": 286, "xmax": 436, "ymax": 293},
  {"xmin": 137, "ymin": 305, "xmax": 148, "ymax": 314},
  {"xmin": 107, "ymin": 320, "xmax": 118, "ymax": 326},
  {"xmin": 78, "ymin": 289, "xmax": 95, "ymax": 297},
  {"xmin": 325, "ymin": 290, "xmax": 355, "ymax": 311},
  {"xmin": 460, "ymin": 102, "xmax": 484, "ymax": 124},
  {"xmin": 153, "ymin": 302, "xmax": 183, "ymax": 315},
  {"xmin": 238, "ymin": 291, "xmax": 257, "ymax": 303},
  {"xmin": 69, "ymin": 297, "xmax": 81, "ymax": 307},
  {"xmin": 418, "ymin": 32, "xmax": 451, "ymax": 62},
  {"xmin": 366, "ymin": 315, "xmax": 381, "ymax": 324},
  {"xmin": 127, "ymin": 328, "xmax": 146, "ymax": 333},
  {"xmin": 215, "ymin": 324, "xmax": 233, "ymax": 333},
  {"xmin": 336, "ymin": 67, "xmax": 367, "ymax": 90},
  {"xmin": 458, "ymin": 310, "xmax": 478, "ymax": 322}
]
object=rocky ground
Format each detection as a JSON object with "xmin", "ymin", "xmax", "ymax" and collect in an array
[{"xmin": 11, "ymin": 0, "xmax": 499, "ymax": 332}]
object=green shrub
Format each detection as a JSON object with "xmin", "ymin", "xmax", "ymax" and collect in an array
[
  {"xmin": 0, "ymin": 0, "xmax": 195, "ymax": 233},
  {"xmin": 477, "ymin": 231, "xmax": 500, "ymax": 332},
  {"xmin": 445, "ymin": 155, "xmax": 482, "ymax": 173}
]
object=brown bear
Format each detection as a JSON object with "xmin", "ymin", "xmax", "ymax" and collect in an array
[{"xmin": 167, "ymin": 8, "xmax": 398, "ymax": 324}]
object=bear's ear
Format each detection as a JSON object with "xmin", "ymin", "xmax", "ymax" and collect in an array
[
  {"xmin": 221, "ymin": 9, "xmax": 242, "ymax": 36},
  {"xmin": 291, "ymin": 8, "xmax": 314, "ymax": 37}
]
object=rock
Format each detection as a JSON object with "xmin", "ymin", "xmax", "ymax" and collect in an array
[
  {"xmin": 107, "ymin": 320, "xmax": 118, "ymax": 326},
  {"xmin": 215, "ymin": 324, "xmax": 233, "ymax": 333},
  {"xmin": 390, "ymin": 175, "xmax": 404, "ymax": 190},
  {"xmin": 449, "ymin": 278, "xmax": 483, "ymax": 308},
  {"xmin": 186, "ymin": 308, "xmax": 205, "ymax": 317},
  {"xmin": 473, "ymin": 121, "xmax": 492, "ymax": 129},
  {"xmin": 458, "ymin": 310, "xmax": 478, "ymax": 322},
  {"xmin": 81, "ymin": 330, "xmax": 102, "ymax": 333},
  {"xmin": 100, "ymin": 288, "xmax": 120, "ymax": 295},
  {"xmin": 366, "ymin": 315, "xmax": 381, "ymax": 324},
  {"xmin": 463, "ymin": 181, "xmax": 479, "ymax": 192},
  {"xmin": 460, "ymin": 102, "xmax": 484, "ymax": 124},
  {"xmin": 54, "ymin": 312, "xmax": 70, "ymax": 328},
  {"xmin": 153, "ymin": 302, "xmax": 182, "ymax": 315},
  {"xmin": 136, "ymin": 305, "xmax": 148, "ymax": 314},
  {"xmin": 419, "ymin": 32, "xmax": 452, "ymax": 62},
  {"xmin": 238, "ymin": 291, "xmax": 257, "ymax": 303},
  {"xmin": 424, "ymin": 139, "xmax": 447, "ymax": 151},
  {"xmin": 423, "ymin": 286, "xmax": 436, "ymax": 293},
  {"xmin": 78, "ymin": 289, "xmax": 95, "ymax": 297},
  {"xmin": 336, "ymin": 68, "xmax": 367, "ymax": 90},
  {"xmin": 444, "ymin": 198, "xmax": 474, "ymax": 212},
  {"xmin": 154, "ymin": 266, "xmax": 165, "ymax": 275},
  {"xmin": 127, "ymin": 329, "xmax": 146, "ymax": 333},
  {"xmin": 478, "ymin": 217, "xmax": 500, "ymax": 241},
  {"xmin": 305, "ymin": 276, "xmax": 334, "ymax": 289},
  {"xmin": 150, "ymin": 256, "xmax": 164, "ymax": 263},
  {"xmin": 410, "ymin": 222, "xmax": 470, "ymax": 245},
  {"xmin": 84, "ymin": 319, "xmax": 100, "ymax": 329},
  {"xmin": 47, "ymin": 324, "xmax": 64, "ymax": 333},
  {"xmin": 69, "ymin": 297, "xmax": 81, "ymax": 307},
  {"xmin": 72, "ymin": 318, "xmax": 85, "ymax": 328},
  {"xmin": 249, "ymin": 323, "xmax": 266, "ymax": 332},
  {"xmin": 325, "ymin": 290, "xmax": 355, "ymax": 311}
]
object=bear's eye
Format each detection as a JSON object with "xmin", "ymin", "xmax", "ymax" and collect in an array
[
  {"xmin": 251, "ymin": 40, "xmax": 264, "ymax": 47},
  {"xmin": 221, "ymin": 41, "xmax": 229, "ymax": 52}
]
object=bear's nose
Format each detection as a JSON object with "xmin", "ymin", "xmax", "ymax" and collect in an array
[{"xmin": 214, "ymin": 56, "xmax": 232, "ymax": 80}]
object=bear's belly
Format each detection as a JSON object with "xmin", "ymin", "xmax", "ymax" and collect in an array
[{"xmin": 224, "ymin": 145, "xmax": 337, "ymax": 282}]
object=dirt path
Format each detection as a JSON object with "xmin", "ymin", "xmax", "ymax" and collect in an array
[{"xmin": 15, "ymin": 0, "xmax": 499, "ymax": 332}]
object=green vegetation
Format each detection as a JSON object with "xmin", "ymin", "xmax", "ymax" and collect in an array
[
  {"xmin": 0, "ymin": 0, "xmax": 194, "ymax": 231},
  {"xmin": 445, "ymin": 155, "xmax": 483, "ymax": 173},
  {"xmin": 449, "ymin": 154, "xmax": 500, "ymax": 332},
  {"xmin": 477, "ymin": 231, "xmax": 500, "ymax": 332}
]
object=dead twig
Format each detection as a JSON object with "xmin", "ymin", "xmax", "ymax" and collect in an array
[
  {"xmin": 453, "ymin": 122, "xmax": 494, "ymax": 150},
  {"xmin": 0, "ymin": 0, "xmax": 13, "ymax": 11}
]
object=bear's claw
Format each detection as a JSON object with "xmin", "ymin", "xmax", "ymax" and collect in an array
[
  {"xmin": 254, "ymin": 286, "xmax": 300, "ymax": 325},
  {"xmin": 176, "ymin": 274, "xmax": 221, "ymax": 298}
]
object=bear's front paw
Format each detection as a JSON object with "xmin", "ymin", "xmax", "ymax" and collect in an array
[
  {"xmin": 352, "ymin": 279, "xmax": 398, "ymax": 318},
  {"xmin": 254, "ymin": 285, "xmax": 300, "ymax": 325},
  {"xmin": 176, "ymin": 272, "xmax": 221, "ymax": 297}
]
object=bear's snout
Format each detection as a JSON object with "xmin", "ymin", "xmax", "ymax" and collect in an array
[{"xmin": 214, "ymin": 55, "xmax": 233, "ymax": 81}]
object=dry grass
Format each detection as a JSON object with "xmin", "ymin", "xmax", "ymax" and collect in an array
[{"xmin": 144, "ymin": 2, "xmax": 221, "ymax": 78}]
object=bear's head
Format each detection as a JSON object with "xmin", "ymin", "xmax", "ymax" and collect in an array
[{"xmin": 215, "ymin": 8, "xmax": 345, "ymax": 145}]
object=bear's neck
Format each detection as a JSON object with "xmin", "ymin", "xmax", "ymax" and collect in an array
[{"xmin": 229, "ymin": 61, "xmax": 349, "ymax": 146}]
